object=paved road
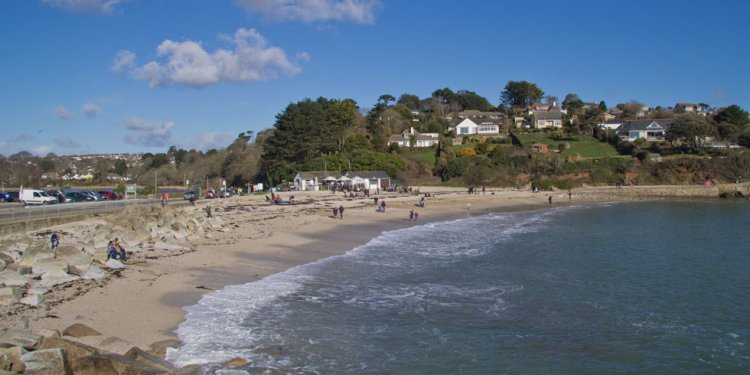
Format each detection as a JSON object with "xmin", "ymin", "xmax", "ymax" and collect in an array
[{"xmin": 0, "ymin": 198, "xmax": 191, "ymax": 224}]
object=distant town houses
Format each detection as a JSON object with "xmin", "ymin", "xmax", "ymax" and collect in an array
[
  {"xmin": 445, "ymin": 110, "xmax": 505, "ymax": 121},
  {"xmin": 387, "ymin": 127, "xmax": 440, "ymax": 148}
]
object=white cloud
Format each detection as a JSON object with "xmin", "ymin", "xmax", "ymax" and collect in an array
[
  {"xmin": 112, "ymin": 28, "xmax": 303, "ymax": 88},
  {"xmin": 124, "ymin": 117, "xmax": 174, "ymax": 148},
  {"xmin": 31, "ymin": 145, "xmax": 54, "ymax": 156},
  {"xmin": 54, "ymin": 138, "xmax": 83, "ymax": 149},
  {"xmin": 54, "ymin": 106, "xmax": 75, "ymax": 120},
  {"xmin": 81, "ymin": 102, "xmax": 101, "ymax": 117},
  {"xmin": 41, "ymin": 0, "xmax": 128, "ymax": 15},
  {"xmin": 189, "ymin": 132, "xmax": 234, "ymax": 151},
  {"xmin": 234, "ymin": 0, "xmax": 381, "ymax": 24}
]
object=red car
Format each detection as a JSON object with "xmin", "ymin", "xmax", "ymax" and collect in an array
[{"xmin": 97, "ymin": 191, "xmax": 123, "ymax": 200}]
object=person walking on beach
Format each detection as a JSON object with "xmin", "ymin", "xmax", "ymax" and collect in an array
[
  {"xmin": 380, "ymin": 200, "xmax": 386, "ymax": 212},
  {"xmin": 548, "ymin": 195, "xmax": 552, "ymax": 204},
  {"xmin": 50, "ymin": 232, "xmax": 59, "ymax": 250},
  {"xmin": 414, "ymin": 212, "xmax": 419, "ymax": 221},
  {"xmin": 333, "ymin": 207, "xmax": 339, "ymax": 219},
  {"xmin": 161, "ymin": 191, "xmax": 169, "ymax": 208},
  {"xmin": 339, "ymin": 205, "xmax": 345, "ymax": 220},
  {"xmin": 409, "ymin": 209, "xmax": 414, "ymax": 221}
]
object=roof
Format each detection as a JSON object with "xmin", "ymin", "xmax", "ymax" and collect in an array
[
  {"xmin": 617, "ymin": 119, "xmax": 674, "ymax": 132},
  {"xmin": 532, "ymin": 110, "xmax": 563, "ymax": 120},
  {"xmin": 344, "ymin": 171, "xmax": 391, "ymax": 179},
  {"xmin": 296, "ymin": 171, "xmax": 338, "ymax": 180}
]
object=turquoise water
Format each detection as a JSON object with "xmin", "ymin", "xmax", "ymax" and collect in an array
[{"xmin": 169, "ymin": 201, "xmax": 750, "ymax": 374}]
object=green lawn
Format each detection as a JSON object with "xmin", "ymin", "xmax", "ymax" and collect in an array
[
  {"xmin": 516, "ymin": 133, "xmax": 618, "ymax": 158},
  {"xmin": 405, "ymin": 149, "xmax": 437, "ymax": 165}
]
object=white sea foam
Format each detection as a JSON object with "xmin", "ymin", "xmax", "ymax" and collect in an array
[{"xmin": 167, "ymin": 209, "xmax": 564, "ymax": 368}]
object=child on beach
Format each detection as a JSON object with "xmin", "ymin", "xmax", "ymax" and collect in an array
[
  {"xmin": 333, "ymin": 207, "xmax": 339, "ymax": 219},
  {"xmin": 339, "ymin": 205, "xmax": 345, "ymax": 219},
  {"xmin": 414, "ymin": 212, "xmax": 419, "ymax": 221},
  {"xmin": 50, "ymin": 232, "xmax": 59, "ymax": 250}
]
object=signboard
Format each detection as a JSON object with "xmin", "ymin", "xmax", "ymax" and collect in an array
[{"xmin": 125, "ymin": 184, "xmax": 137, "ymax": 199}]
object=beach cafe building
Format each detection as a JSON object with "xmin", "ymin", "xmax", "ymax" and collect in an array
[{"xmin": 293, "ymin": 171, "xmax": 391, "ymax": 191}]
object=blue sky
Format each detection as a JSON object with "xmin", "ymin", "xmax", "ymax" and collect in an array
[{"xmin": 1, "ymin": 0, "xmax": 749, "ymax": 156}]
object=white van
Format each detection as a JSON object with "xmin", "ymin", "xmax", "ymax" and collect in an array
[{"xmin": 19, "ymin": 189, "xmax": 57, "ymax": 206}]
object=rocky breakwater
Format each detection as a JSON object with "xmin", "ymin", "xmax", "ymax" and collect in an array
[
  {"xmin": 0, "ymin": 204, "xmax": 224, "ymax": 322},
  {"xmin": 0, "ymin": 324, "xmax": 202, "ymax": 374}
]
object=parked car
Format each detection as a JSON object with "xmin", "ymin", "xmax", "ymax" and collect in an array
[
  {"xmin": 219, "ymin": 189, "xmax": 233, "ymax": 198},
  {"xmin": 0, "ymin": 191, "xmax": 12, "ymax": 202},
  {"xmin": 7, "ymin": 191, "xmax": 19, "ymax": 202},
  {"xmin": 82, "ymin": 190, "xmax": 104, "ymax": 201},
  {"xmin": 205, "ymin": 190, "xmax": 217, "ymax": 199},
  {"xmin": 64, "ymin": 191, "xmax": 94, "ymax": 202},
  {"xmin": 183, "ymin": 191, "xmax": 197, "ymax": 201},
  {"xmin": 20, "ymin": 189, "xmax": 57, "ymax": 205},
  {"xmin": 97, "ymin": 190, "xmax": 122, "ymax": 200},
  {"xmin": 47, "ymin": 190, "xmax": 70, "ymax": 203}
]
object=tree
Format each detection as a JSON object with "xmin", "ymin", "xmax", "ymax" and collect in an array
[
  {"xmin": 397, "ymin": 94, "xmax": 421, "ymax": 110},
  {"xmin": 545, "ymin": 95, "xmax": 558, "ymax": 106},
  {"xmin": 113, "ymin": 159, "xmax": 128, "ymax": 176},
  {"xmin": 713, "ymin": 105, "xmax": 749, "ymax": 127},
  {"xmin": 454, "ymin": 90, "xmax": 494, "ymax": 111},
  {"xmin": 38, "ymin": 158, "xmax": 56, "ymax": 173},
  {"xmin": 562, "ymin": 93, "xmax": 583, "ymax": 111},
  {"xmin": 500, "ymin": 81, "xmax": 544, "ymax": 108},
  {"xmin": 666, "ymin": 114, "xmax": 718, "ymax": 151},
  {"xmin": 378, "ymin": 94, "xmax": 396, "ymax": 107}
]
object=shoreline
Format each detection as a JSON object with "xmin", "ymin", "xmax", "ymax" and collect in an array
[{"xmin": 0, "ymin": 185, "xmax": 745, "ymax": 362}]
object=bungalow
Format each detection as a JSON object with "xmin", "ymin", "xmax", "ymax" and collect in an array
[
  {"xmin": 449, "ymin": 118, "xmax": 501, "ymax": 136},
  {"xmin": 598, "ymin": 119, "xmax": 623, "ymax": 130},
  {"xmin": 343, "ymin": 171, "xmax": 392, "ymax": 190},
  {"xmin": 616, "ymin": 119, "xmax": 675, "ymax": 141},
  {"xmin": 387, "ymin": 127, "xmax": 439, "ymax": 148},
  {"xmin": 531, "ymin": 110, "xmax": 563, "ymax": 129}
]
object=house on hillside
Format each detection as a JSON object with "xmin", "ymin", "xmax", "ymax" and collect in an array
[
  {"xmin": 674, "ymin": 103, "xmax": 707, "ymax": 116},
  {"xmin": 531, "ymin": 110, "xmax": 563, "ymax": 129},
  {"xmin": 449, "ymin": 118, "xmax": 502, "ymax": 136},
  {"xmin": 616, "ymin": 119, "xmax": 675, "ymax": 141},
  {"xmin": 598, "ymin": 119, "xmax": 624, "ymax": 130},
  {"xmin": 387, "ymin": 127, "xmax": 439, "ymax": 148},
  {"xmin": 446, "ymin": 110, "xmax": 505, "ymax": 121}
]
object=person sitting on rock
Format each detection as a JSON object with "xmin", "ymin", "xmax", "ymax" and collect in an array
[
  {"xmin": 114, "ymin": 238, "xmax": 127, "ymax": 261},
  {"xmin": 106, "ymin": 241, "xmax": 120, "ymax": 261}
]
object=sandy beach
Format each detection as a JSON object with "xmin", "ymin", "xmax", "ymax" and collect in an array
[{"xmin": 1, "ymin": 183, "xmax": 743, "ymax": 360}]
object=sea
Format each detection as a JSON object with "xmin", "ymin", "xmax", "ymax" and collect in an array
[{"xmin": 167, "ymin": 201, "xmax": 750, "ymax": 374}]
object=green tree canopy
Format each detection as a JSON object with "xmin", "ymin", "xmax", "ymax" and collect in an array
[
  {"xmin": 713, "ymin": 105, "xmax": 749, "ymax": 127},
  {"xmin": 500, "ymin": 81, "xmax": 544, "ymax": 108},
  {"xmin": 397, "ymin": 94, "xmax": 421, "ymax": 110},
  {"xmin": 666, "ymin": 114, "xmax": 718, "ymax": 150}
]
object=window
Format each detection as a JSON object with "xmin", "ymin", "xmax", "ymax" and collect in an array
[{"xmin": 460, "ymin": 127, "xmax": 470, "ymax": 134}]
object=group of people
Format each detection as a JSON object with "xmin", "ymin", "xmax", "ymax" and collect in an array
[
  {"xmin": 106, "ymin": 238, "xmax": 127, "ymax": 261},
  {"xmin": 409, "ymin": 209, "xmax": 420, "ymax": 221},
  {"xmin": 332, "ymin": 205, "xmax": 345, "ymax": 219},
  {"xmin": 267, "ymin": 191, "xmax": 294, "ymax": 205}
]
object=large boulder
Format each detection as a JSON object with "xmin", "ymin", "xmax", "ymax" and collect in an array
[
  {"xmin": 39, "ymin": 269, "xmax": 78, "ymax": 288},
  {"xmin": 100, "ymin": 353, "xmax": 168, "ymax": 375},
  {"xmin": 19, "ymin": 294, "xmax": 43, "ymax": 306},
  {"xmin": 0, "ymin": 350, "xmax": 10, "ymax": 371},
  {"xmin": 31, "ymin": 258, "xmax": 69, "ymax": 277},
  {"xmin": 39, "ymin": 337, "xmax": 99, "ymax": 363},
  {"xmin": 0, "ymin": 287, "xmax": 21, "ymax": 306},
  {"xmin": 0, "ymin": 329, "xmax": 43, "ymax": 350},
  {"xmin": 0, "ymin": 252, "xmax": 15, "ymax": 265},
  {"xmin": 67, "ymin": 354, "xmax": 118, "ymax": 375},
  {"xmin": 81, "ymin": 266, "xmax": 107, "ymax": 280},
  {"xmin": 19, "ymin": 243, "xmax": 54, "ymax": 267},
  {"xmin": 0, "ymin": 346, "xmax": 27, "ymax": 373},
  {"xmin": 62, "ymin": 324, "xmax": 101, "ymax": 339},
  {"xmin": 0, "ymin": 271, "xmax": 29, "ymax": 288},
  {"xmin": 124, "ymin": 346, "xmax": 177, "ymax": 374},
  {"xmin": 55, "ymin": 246, "xmax": 82, "ymax": 259},
  {"xmin": 20, "ymin": 348, "xmax": 67, "ymax": 375},
  {"xmin": 105, "ymin": 259, "xmax": 125, "ymax": 269},
  {"xmin": 147, "ymin": 339, "xmax": 181, "ymax": 360},
  {"xmin": 27, "ymin": 285, "xmax": 50, "ymax": 296},
  {"xmin": 0, "ymin": 260, "xmax": 5, "ymax": 272},
  {"xmin": 65, "ymin": 254, "xmax": 93, "ymax": 275}
]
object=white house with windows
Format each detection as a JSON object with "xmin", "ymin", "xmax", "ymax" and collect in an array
[
  {"xmin": 616, "ymin": 119, "xmax": 674, "ymax": 141},
  {"xmin": 531, "ymin": 110, "xmax": 563, "ymax": 129},
  {"xmin": 387, "ymin": 127, "xmax": 439, "ymax": 147},
  {"xmin": 450, "ymin": 118, "xmax": 501, "ymax": 136}
]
